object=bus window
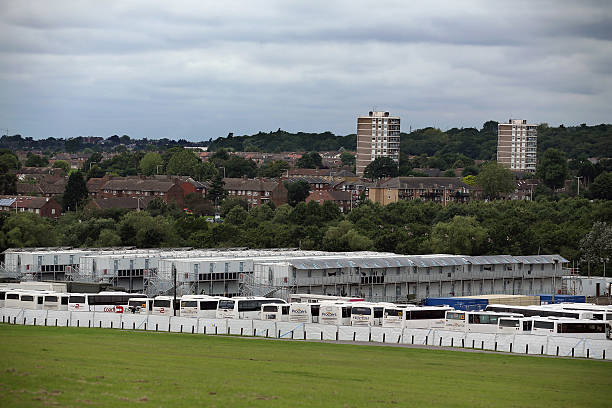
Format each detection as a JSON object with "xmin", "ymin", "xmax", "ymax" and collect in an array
[
  {"xmin": 385, "ymin": 309, "xmax": 403, "ymax": 317},
  {"xmin": 69, "ymin": 295, "xmax": 85, "ymax": 304},
  {"xmin": 534, "ymin": 321, "xmax": 554, "ymax": 330},
  {"xmin": 446, "ymin": 312, "xmax": 465, "ymax": 320},
  {"xmin": 262, "ymin": 305, "xmax": 277, "ymax": 313},
  {"xmin": 410, "ymin": 310, "xmax": 446, "ymax": 320},
  {"xmin": 45, "ymin": 296, "xmax": 58, "ymax": 303},
  {"xmin": 199, "ymin": 301, "xmax": 217, "ymax": 310},
  {"xmin": 181, "ymin": 300, "xmax": 197, "ymax": 308},
  {"xmin": 21, "ymin": 295, "xmax": 34, "ymax": 302},
  {"xmin": 351, "ymin": 307, "xmax": 371, "ymax": 315},
  {"xmin": 218, "ymin": 300, "xmax": 235, "ymax": 309},
  {"xmin": 523, "ymin": 321, "xmax": 532, "ymax": 331},
  {"xmin": 154, "ymin": 299, "xmax": 171, "ymax": 308},
  {"xmin": 558, "ymin": 323, "xmax": 605, "ymax": 334},
  {"xmin": 61, "ymin": 297, "xmax": 69, "ymax": 305},
  {"xmin": 499, "ymin": 319, "xmax": 519, "ymax": 328},
  {"xmin": 7, "ymin": 293, "xmax": 19, "ymax": 300},
  {"xmin": 38, "ymin": 296, "xmax": 43, "ymax": 305}
]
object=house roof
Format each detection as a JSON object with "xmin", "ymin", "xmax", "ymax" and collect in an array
[
  {"xmin": 308, "ymin": 190, "xmax": 352, "ymax": 202},
  {"xmin": 0, "ymin": 195, "xmax": 58, "ymax": 209},
  {"xmin": 100, "ymin": 178, "xmax": 178, "ymax": 192}
]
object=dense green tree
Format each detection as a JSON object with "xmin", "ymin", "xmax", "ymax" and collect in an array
[
  {"xmin": 62, "ymin": 171, "xmax": 88, "ymax": 211},
  {"xmin": 0, "ymin": 174, "xmax": 16, "ymax": 194},
  {"xmin": 363, "ymin": 157, "xmax": 399, "ymax": 180},
  {"xmin": 579, "ymin": 221, "xmax": 612, "ymax": 276},
  {"xmin": 194, "ymin": 161, "xmax": 218, "ymax": 181},
  {"xmin": 430, "ymin": 215, "xmax": 489, "ymax": 255},
  {"xmin": 0, "ymin": 153, "xmax": 20, "ymax": 172},
  {"xmin": 220, "ymin": 197, "xmax": 248, "ymax": 217},
  {"xmin": 476, "ymin": 162, "xmax": 515, "ymax": 199},
  {"xmin": 185, "ymin": 193, "xmax": 215, "ymax": 216},
  {"xmin": 258, "ymin": 160, "xmax": 290, "ymax": 178},
  {"xmin": 52, "ymin": 160, "xmax": 70, "ymax": 173},
  {"xmin": 285, "ymin": 180, "xmax": 311, "ymax": 206},
  {"xmin": 139, "ymin": 152, "xmax": 164, "ymax": 176},
  {"xmin": 224, "ymin": 156, "xmax": 257, "ymax": 178},
  {"xmin": 296, "ymin": 152, "xmax": 323, "ymax": 169},
  {"xmin": 166, "ymin": 149, "xmax": 199, "ymax": 176},
  {"xmin": 537, "ymin": 148, "xmax": 569, "ymax": 190},
  {"xmin": 588, "ymin": 172, "xmax": 612, "ymax": 200},
  {"xmin": 0, "ymin": 213, "xmax": 57, "ymax": 248},
  {"xmin": 206, "ymin": 174, "xmax": 226, "ymax": 205},
  {"xmin": 340, "ymin": 152, "xmax": 355, "ymax": 167},
  {"xmin": 25, "ymin": 154, "xmax": 48, "ymax": 167},
  {"xmin": 94, "ymin": 229, "xmax": 122, "ymax": 247},
  {"xmin": 225, "ymin": 206, "xmax": 249, "ymax": 225}
]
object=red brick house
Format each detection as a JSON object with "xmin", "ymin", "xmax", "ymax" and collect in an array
[
  {"xmin": 95, "ymin": 177, "xmax": 185, "ymax": 206},
  {"xmin": 305, "ymin": 190, "xmax": 353, "ymax": 212},
  {"xmin": 0, "ymin": 196, "xmax": 62, "ymax": 219},
  {"xmin": 223, "ymin": 178, "xmax": 287, "ymax": 207},
  {"xmin": 87, "ymin": 196, "xmax": 155, "ymax": 211}
]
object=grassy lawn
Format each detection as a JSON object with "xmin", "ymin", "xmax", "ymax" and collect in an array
[{"xmin": 0, "ymin": 324, "xmax": 610, "ymax": 408}]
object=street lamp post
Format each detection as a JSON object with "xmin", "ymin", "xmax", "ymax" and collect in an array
[{"xmin": 575, "ymin": 176, "xmax": 583, "ymax": 196}]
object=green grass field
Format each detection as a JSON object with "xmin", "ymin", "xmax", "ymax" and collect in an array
[{"xmin": 0, "ymin": 325, "xmax": 610, "ymax": 408}]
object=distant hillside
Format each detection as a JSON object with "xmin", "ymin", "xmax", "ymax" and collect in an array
[{"xmin": 207, "ymin": 129, "xmax": 356, "ymax": 152}]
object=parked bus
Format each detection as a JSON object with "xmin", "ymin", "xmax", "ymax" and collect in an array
[
  {"xmin": 180, "ymin": 295, "xmax": 227, "ymax": 318},
  {"xmin": 485, "ymin": 304, "xmax": 593, "ymax": 320},
  {"xmin": 445, "ymin": 310, "xmax": 523, "ymax": 333},
  {"xmin": 127, "ymin": 297, "xmax": 154, "ymax": 315},
  {"xmin": 216, "ymin": 297, "xmax": 286, "ymax": 320},
  {"xmin": 548, "ymin": 303, "xmax": 612, "ymax": 322},
  {"xmin": 497, "ymin": 316, "xmax": 533, "ymax": 334},
  {"xmin": 261, "ymin": 303, "xmax": 290, "ymax": 322},
  {"xmin": 531, "ymin": 317, "xmax": 610, "ymax": 340},
  {"xmin": 4, "ymin": 290, "xmax": 24, "ymax": 308},
  {"xmin": 289, "ymin": 294, "xmax": 364, "ymax": 303},
  {"xmin": 350, "ymin": 302, "xmax": 388, "ymax": 327},
  {"xmin": 287, "ymin": 302, "xmax": 320, "ymax": 323},
  {"xmin": 69, "ymin": 292, "xmax": 147, "ymax": 313},
  {"xmin": 318, "ymin": 301, "xmax": 352, "ymax": 326},
  {"xmin": 152, "ymin": 296, "xmax": 181, "ymax": 316},
  {"xmin": 18, "ymin": 291, "xmax": 47, "ymax": 310},
  {"xmin": 43, "ymin": 293, "xmax": 70, "ymax": 311},
  {"xmin": 383, "ymin": 306, "xmax": 452, "ymax": 329}
]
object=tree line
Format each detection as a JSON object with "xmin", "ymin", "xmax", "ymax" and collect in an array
[{"xmin": 0, "ymin": 197, "xmax": 610, "ymax": 276}]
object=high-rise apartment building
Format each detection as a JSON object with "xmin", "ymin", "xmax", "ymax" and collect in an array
[
  {"xmin": 497, "ymin": 119, "xmax": 537, "ymax": 172},
  {"xmin": 356, "ymin": 111, "xmax": 400, "ymax": 176}
]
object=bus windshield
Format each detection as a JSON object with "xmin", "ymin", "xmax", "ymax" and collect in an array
[
  {"xmin": 262, "ymin": 305, "xmax": 277, "ymax": 312},
  {"xmin": 447, "ymin": 312, "xmax": 465, "ymax": 320},
  {"xmin": 352, "ymin": 307, "xmax": 371, "ymax": 315},
  {"xmin": 499, "ymin": 319, "xmax": 520, "ymax": 328},
  {"xmin": 218, "ymin": 300, "xmax": 235, "ymax": 309},
  {"xmin": 129, "ymin": 300, "xmax": 146, "ymax": 307},
  {"xmin": 385, "ymin": 309, "xmax": 403, "ymax": 317},
  {"xmin": 181, "ymin": 301, "xmax": 197, "ymax": 308}
]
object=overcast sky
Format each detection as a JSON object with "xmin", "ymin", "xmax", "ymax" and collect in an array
[{"xmin": 1, "ymin": 1, "xmax": 611, "ymax": 141}]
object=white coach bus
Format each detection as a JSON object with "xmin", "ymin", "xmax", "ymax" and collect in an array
[
  {"xmin": 69, "ymin": 292, "xmax": 147, "ymax": 313},
  {"xmin": 4, "ymin": 290, "xmax": 25, "ymax": 308},
  {"xmin": 485, "ymin": 304, "xmax": 593, "ymax": 320},
  {"xmin": 152, "ymin": 296, "xmax": 181, "ymax": 316},
  {"xmin": 216, "ymin": 297, "xmax": 286, "ymax": 320},
  {"xmin": 127, "ymin": 297, "xmax": 154, "ymax": 315},
  {"xmin": 288, "ymin": 302, "xmax": 320, "ymax": 323},
  {"xmin": 531, "ymin": 318, "xmax": 610, "ymax": 340},
  {"xmin": 43, "ymin": 293, "xmax": 70, "ymax": 311},
  {"xmin": 496, "ymin": 316, "xmax": 534, "ymax": 334},
  {"xmin": 445, "ymin": 310, "xmax": 523, "ymax": 333},
  {"xmin": 180, "ymin": 295, "xmax": 227, "ymax": 318},
  {"xmin": 350, "ymin": 303, "xmax": 388, "ymax": 327},
  {"xmin": 261, "ymin": 303, "xmax": 290, "ymax": 322},
  {"xmin": 549, "ymin": 303, "xmax": 612, "ymax": 323},
  {"xmin": 384, "ymin": 306, "xmax": 452, "ymax": 329},
  {"xmin": 319, "ymin": 301, "xmax": 352, "ymax": 326}
]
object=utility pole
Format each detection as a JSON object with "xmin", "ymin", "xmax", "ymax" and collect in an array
[{"xmin": 172, "ymin": 265, "xmax": 177, "ymax": 316}]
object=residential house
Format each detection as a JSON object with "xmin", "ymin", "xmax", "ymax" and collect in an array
[
  {"xmin": 223, "ymin": 178, "xmax": 288, "ymax": 207},
  {"xmin": 0, "ymin": 196, "xmax": 62, "ymax": 219},
  {"xmin": 305, "ymin": 190, "xmax": 353, "ymax": 212},
  {"xmin": 369, "ymin": 177, "xmax": 474, "ymax": 206},
  {"xmin": 95, "ymin": 177, "xmax": 185, "ymax": 206},
  {"xmin": 88, "ymin": 196, "xmax": 155, "ymax": 211}
]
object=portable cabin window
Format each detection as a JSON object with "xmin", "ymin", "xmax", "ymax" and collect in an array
[
  {"xmin": 199, "ymin": 301, "xmax": 218, "ymax": 310},
  {"xmin": 534, "ymin": 321, "xmax": 554, "ymax": 330}
]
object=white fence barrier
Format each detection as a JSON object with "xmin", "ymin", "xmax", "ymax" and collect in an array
[
  {"xmin": 24, "ymin": 310, "xmax": 47, "ymax": 326},
  {"xmin": 93, "ymin": 312, "xmax": 121, "ymax": 329},
  {"xmin": 1, "ymin": 308, "xmax": 610, "ymax": 360}
]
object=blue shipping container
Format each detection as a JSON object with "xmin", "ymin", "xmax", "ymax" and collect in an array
[
  {"xmin": 538, "ymin": 294, "xmax": 586, "ymax": 304},
  {"xmin": 424, "ymin": 297, "xmax": 489, "ymax": 311}
]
